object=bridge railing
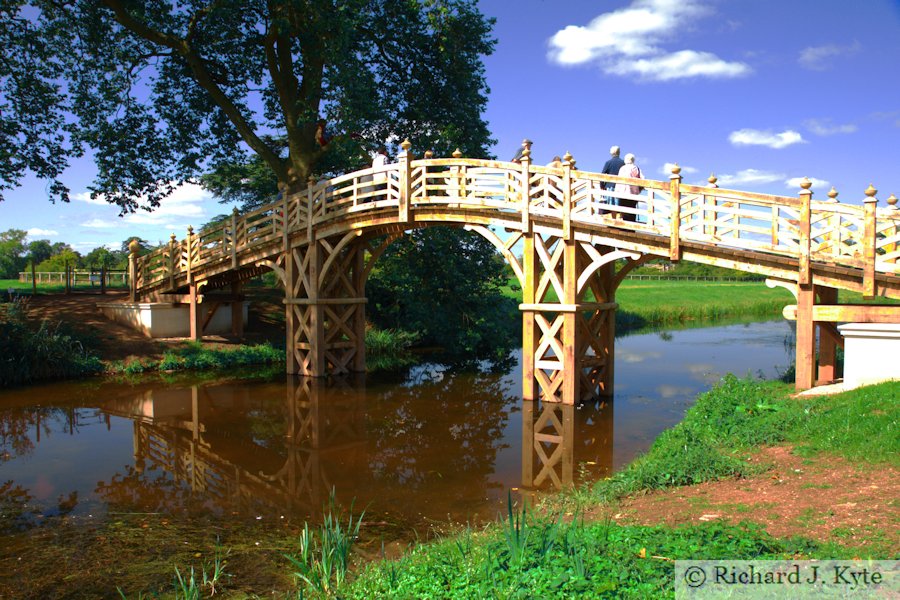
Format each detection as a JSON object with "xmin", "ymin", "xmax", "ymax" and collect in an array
[{"xmin": 131, "ymin": 151, "xmax": 899, "ymax": 298}]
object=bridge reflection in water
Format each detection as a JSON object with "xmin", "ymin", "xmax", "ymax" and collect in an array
[{"xmin": 97, "ymin": 376, "xmax": 612, "ymax": 520}]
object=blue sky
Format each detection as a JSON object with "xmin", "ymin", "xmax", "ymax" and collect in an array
[{"xmin": 3, "ymin": 0, "xmax": 899, "ymax": 253}]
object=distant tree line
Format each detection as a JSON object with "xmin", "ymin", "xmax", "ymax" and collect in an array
[{"xmin": 0, "ymin": 229, "xmax": 151, "ymax": 279}]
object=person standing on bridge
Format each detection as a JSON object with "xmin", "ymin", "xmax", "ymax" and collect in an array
[
  {"xmin": 614, "ymin": 153, "xmax": 643, "ymax": 222},
  {"xmin": 601, "ymin": 146, "xmax": 625, "ymax": 215}
]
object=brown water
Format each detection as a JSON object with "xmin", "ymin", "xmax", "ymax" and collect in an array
[{"xmin": 0, "ymin": 319, "xmax": 793, "ymax": 535}]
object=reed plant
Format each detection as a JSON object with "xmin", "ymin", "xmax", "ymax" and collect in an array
[{"xmin": 284, "ymin": 490, "xmax": 365, "ymax": 596}]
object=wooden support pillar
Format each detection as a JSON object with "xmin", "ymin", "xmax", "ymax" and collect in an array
[
  {"xmin": 520, "ymin": 234, "xmax": 538, "ymax": 401},
  {"xmin": 353, "ymin": 246, "xmax": 367, "ymax": 372},
  {"xmin": 285, "ymin": 237, "xmax": 368, "ymax": 377},
  {"xmin": 308, "ymin": 242, "xmax": 326, "ymax": 375},
  {"xmin": 816, "ymin": 286, "xmax": 839, "ymax": 384},
  {"xmin": 285, "ymin": 247, "xmax": 299, "ymax": 375},
  {"xmin": 231, "ymin": 281, "xmax": 244, "ymax": 338},
  {"xmin": 795, "ymin": 283, "xmax": 816, "ymax": 390},
  {"xmin": 561, "ymin": 236, "xmax": 578, "ymax": 405},
  {"xmin": 189, "ymin": 282, "xmax": 202, "ymax": 341}
]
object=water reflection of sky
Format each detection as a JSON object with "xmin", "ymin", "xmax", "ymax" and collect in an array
[{"xmin": 0, "ymin": 319, "xmax": 794, "ymax": 531}]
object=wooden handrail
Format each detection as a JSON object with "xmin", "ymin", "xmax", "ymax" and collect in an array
[{"xmin": 131, "ymin": 156, "xmax": 899, "ymax": 299}]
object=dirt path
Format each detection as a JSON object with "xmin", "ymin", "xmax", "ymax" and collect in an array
[{"xmin": 607, "ymin": 446, "xmax": 898, "ymax": 552}]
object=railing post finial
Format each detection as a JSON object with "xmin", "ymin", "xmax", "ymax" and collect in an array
[
  {"xmin": 827, "ymin": 186, "xmax": 839, "ymax": 202},
  {"xmin": 563, "ymin": 151, "xmax": 575, "ymax": 170},
  {"xmin": 401, "ymin": 138, "xmax": 412, "ymax": 154},
  {"xmin": 424, "ymin": 149, "xmax": 434, "ymax": 159},
  {"xmin": 887, "ymin": 193, "xmax": 898, "ymax": 209},
  {"xmin": 707, "ymin": 173, "xmax": 718, "ymax": 187},
  {"xmin": 670, "ymin": 163, "xmax": 682, "ymax": 178},
  {"xmin": 799, "ymin": 177, "xmax": 813, "ymax": 193},
  {"xmin": 452, "ymin": 148, "xmax": 463, "ymax": 158},
  {"xmin": 864, "ymin": 183, "xmax": 878, "ymax": 201}
]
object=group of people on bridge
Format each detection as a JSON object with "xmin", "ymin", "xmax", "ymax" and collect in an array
[{"xmin": 512, "ymin": 140, "xmax": 645, "ymax": 223}]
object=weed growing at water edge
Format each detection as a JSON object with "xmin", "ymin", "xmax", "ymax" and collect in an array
[{"xmin": 284, "ymin": 490, "xmax": 365, "ymax": 596}]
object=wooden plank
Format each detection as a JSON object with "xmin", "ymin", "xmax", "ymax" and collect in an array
[{"xmin": 782, "ymin": 304, "xmax": 900, "ymax": 322}]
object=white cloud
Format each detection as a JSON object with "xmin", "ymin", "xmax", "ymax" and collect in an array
[
  {"xmin": 716, "ymin": 169, "xmax": 785, "ymax": 187},
  {"xmin": 547, "ymin": 0, "xmax": 751, "ymax": 81},
  {"xmin": 72, "ymin": 191, "xmax": 109, "ymax": 206},
  {"xmin": 26, "ymin": 228, "xmax": 59, "ymax": 237},
  {"xmin": 798, "ymin": 41, "xmax": 861, "ymax": 71},
  {"xmin": 785, "ymin": 177, "xmax": 830, "ymax": 190},
  {"xmin": 728, "ymin": 129, "xmax": 805, "ymax": 149},
  {"xmin": 804, "ymin": 118, "xmax": 857, "ymax": 136},
  {"xmin": 73, "ymin": 182, "xmax": 211, "ymax": 228},
  {"xmin": 609, "ymin": 50, "xmax": 751, "ymax": 81},
  {"xmin": 660, "ymin": 162, "xmax": 698, "ymax": 176},
  {"xmin": 81, "ymin": 218, "xmax": 117, "ymax": 229}
]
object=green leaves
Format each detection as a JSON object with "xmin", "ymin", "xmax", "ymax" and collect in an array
[{"xmin": 5, "ymin": 1, "xmax": 495, "ymax": 210}]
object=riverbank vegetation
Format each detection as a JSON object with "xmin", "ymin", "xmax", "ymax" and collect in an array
[{"xmin": 0, "ymin": 298, "xmax": 103, "ymax": 387}]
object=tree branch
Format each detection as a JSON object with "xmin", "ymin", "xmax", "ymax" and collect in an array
[{"xmin": 101, "ymin": 0, "xmax": 288, "ymax": 182}]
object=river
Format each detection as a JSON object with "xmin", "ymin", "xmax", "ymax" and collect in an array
[{"xmin": 0, "ymin": 318, "xmax": 794, "ymax": 535}]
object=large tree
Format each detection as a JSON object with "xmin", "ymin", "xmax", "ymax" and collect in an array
[{"xmin": 1, "ymin": 1, "xmax": 495, "ymax": 211}]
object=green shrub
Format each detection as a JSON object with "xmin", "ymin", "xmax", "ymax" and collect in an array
[{"xmin": 0, "ymin": 298, "xmax": 103, "ymax": 386}]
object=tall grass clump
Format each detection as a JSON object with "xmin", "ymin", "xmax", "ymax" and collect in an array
[
  {"xmin": 365, "ymin": 326, "xmax": 419, "ymax": 372},
  {"xmin": 285, "ymin": 490, "xmax": 365, "ymax": 596},
  {"xmin": 0, "ymin": 298, "xmax": 103, "ymax": 387}
]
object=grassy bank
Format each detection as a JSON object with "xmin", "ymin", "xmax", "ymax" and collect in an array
[{"xmin": 589, "ymin": 375, "xmax": 898, "ymax": 503}]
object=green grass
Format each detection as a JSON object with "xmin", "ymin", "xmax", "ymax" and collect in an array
[
  {"xmin": 1, "ymin": 278, "xmax": 128, "ymax": 296},
  {"xmin": 502, "ymin": 278, "xmax": 794, "ymax": 329},
  {"xmin": 364, "ymin": 327, "xmax": 420, "ymax": 372},
  {"xmin": 108, "ymin": 341, "xmax": 285, "ymax": 375},
  {"xmin": 341, "ymin": 517, "xmax": 838, "ymax": 599},
  {"xmin": 591, "ymin": 376, "xmax": 899, "ymax": 503}
]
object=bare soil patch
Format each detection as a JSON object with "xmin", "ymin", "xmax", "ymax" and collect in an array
[{"xmin": 610, "ymin": 446, "xmax": 898, "ymax": 551}]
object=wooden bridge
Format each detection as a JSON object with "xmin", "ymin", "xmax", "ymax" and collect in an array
[{"xmin": 128, "ymin": 141, "xmax": 900, "ymax": 404}]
